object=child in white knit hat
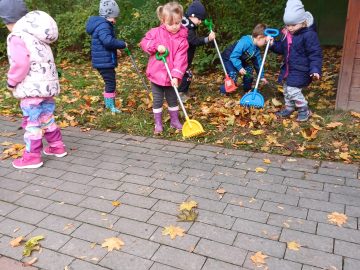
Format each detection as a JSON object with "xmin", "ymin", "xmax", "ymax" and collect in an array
[{"xmin": 270, "ymin": 0, "xmax": 322, "ymax": 122}]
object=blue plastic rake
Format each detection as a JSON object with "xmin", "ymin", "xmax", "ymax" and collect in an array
[{"xmin": 240, "ymin": 28, "xmax": 279, "ymax": 108}]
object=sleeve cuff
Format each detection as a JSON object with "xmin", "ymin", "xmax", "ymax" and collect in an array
[
  {"xmin": 204, "ymin": 37, "xmax": 209, "ymax": 44},
  {"xmin": 7, "ymin": 80, "xmax": 17, "ymax": 88}
]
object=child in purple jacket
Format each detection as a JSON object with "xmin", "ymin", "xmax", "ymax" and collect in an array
[{"xmin": 271, "ymin": 0, "xmax": 322, "ymax": 122}]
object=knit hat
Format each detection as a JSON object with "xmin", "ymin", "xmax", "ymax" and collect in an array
[
  {"xmin": 186, "ymin": 0, "xmax": 207, "ymax": 21},
  {"xmin": 0, "ymin": 0, "xmax": 28, "ymax": 25},
  {"xmin": 283, "ymin": 0, "xmax": 307, "ymax": 25},
  {"xmin": 99, "ymin": 0, "xmax": 120, "ymax": 18}
]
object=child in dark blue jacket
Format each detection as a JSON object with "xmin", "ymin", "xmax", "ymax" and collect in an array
[
  {"xmin": 86, "ymin": 0, "xmax": 126, "ymax": 113},
  {"xmin": 220, "ymin": 24, "xmax": 269, "ymax": 94},
  {"xmin": 270, "ymin": 0, "xmax": 322, "ymax": 122}
]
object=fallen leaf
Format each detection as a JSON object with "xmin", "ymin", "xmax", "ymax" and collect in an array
[
  {"xmin": 339, "ymin": 152, "xmax": 351, "ymax": 162},
  {"xmin": 250, "ymin": 130, "xmax": 265, "ymax": 136},
  {"xmin": 0, "ymin": 132, "xmax": 16, "ymax": 137},
  {"xmin": 326, "ymin": 122, "xmax": 343, "ymax": 129},
  {"xmin": 64, "ymin": 266, "xmax": 71, "ymax": 270},
  {"xmin": 328, "ymin": 212, "xmax": 348, "ymax": 227},
  {"xmin": 350, "ymin": 111, "xmax": 360, "ymax": 119},
  {"xmin": 216, "ymin": 188, "xmax": 226, "ymax": 195},
  {"xmin": 271, "ymin": 98, "xmax": 282, "ymax": 107},
  {"xmin": 250, "ymin": 251, "xmax": 268, "ymax": 267},
  {"xmin": 22, "ymin": 257, "xmax": 37, "ymax": 267},
  {"xmin": 162, "ymin": 225, "xmax": 185, "ymax": 239},
  {"xmin": 177, "ymin": 209, "xmax": 198, "ymax": 222},
  {"xmin": 179, "ymin": 200, "xmax": 198, "ymax": 211},
  {"xmin": 10, "ymin": 236, "xmax": 24, "ymax": 247},
  {"xmin": 63, "ymin": 223, "xmax": 74, "ymax": 231},
  {"xmin": 112, "ymin": 201, "xmax": 121, "ymax": 207},
  {"xmin": 287, "ymin": 241, "xmax": 301, "ymax": 251},
  {"xmin": 255, "ymin": 167, "xmax": 266, "ymax": 173},
  {"xmin": 23, "ymin": 236, "xmax": 44, "ymax": 257},
  {"xmin": 310, "ymin": 123, "xmax": 323, "ymax": 130},
  {"xmin": 90, "ymin": 242, "xmax": 97, "ymax": 249},
  {"xmin": 1, "ymin": 141, "xmax": 13, "ymax": 146},
  {"xmin": 101, "ymin": 237, "xmax": 124, "ymax": 251},
  {"xmin": 300, "ymin": 128, "xmax": 318, "ymax": 141},
  {"xmin": 263, "ymin": 159, "xmax": 271, "ymax": 164}
]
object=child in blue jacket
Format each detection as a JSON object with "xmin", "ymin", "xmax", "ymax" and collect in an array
[
  {"xmin": 86, "ymin": 0, "xmax": 126, "ymax": 113},
  {"xmin": 270, "ymin": 0, "xmax": 322, "ymax": 122},
  {"xmin": 220, "ymin": 24, "xmax": 269, "ymax": 94}
]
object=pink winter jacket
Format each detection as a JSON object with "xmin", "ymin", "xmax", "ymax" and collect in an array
[{"xmin": 140, "ymin": 24, "xmax": 189, "ymax": 86}]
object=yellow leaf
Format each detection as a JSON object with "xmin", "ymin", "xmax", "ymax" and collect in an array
[
  {"xmin": 177, "ymin": 209, "xmax": 198, "ymax": 222},
  {"xmin": 101, "ymin": 237, "xmax": 124, "ymax": 251},
  {"xmin": 250, "ymin": 251, "xmax": 268, "ymax": 267},
  {"xmin": 271, "ymin": 98, "xmax": 282, "ymax": 107},
  {"xmin": 339, "ymin": 152, "xmax": 351, "ymax": 161},
  {"xmin": 255, "ymin": 167, "xmax": 267, "ymax": 173},
  {"xmin": 162, "ymin": 225, "xmax": 185, "ymax": 239},
  {"xmin": 263, "ymin": 159, "xmax": 271, "ymax": 164},
  {"xmin": 326, "ymin": 122, "xmax": 343, "ymax": 129},
  {"xmin": 58, "ymin": 120, "xmax": 69, "ymax": 128},
  {"xmin": 0, "ymin": 132, "xmax": 16, "ymax": 137},
  {"xmin": 179, "ymin": 201, "xmax": 198, "ymax": 211},
  {"xmin": 350, "ymin": 111, "xmax": 360, "ymax": 118},
  {"xmin": 287, "ymin": 241, "xmax": 301, "ymax": 251},
  {"xmin": 112, "ymin": 201, "xmax": 121, "ymax": 207},
  {"xmin": 1, "ymin": 141, "xmax": 13, "ymax": 146},
  {"xmin": 328, "ymin": 212, "xmax": 348, "ymax": 227},
  {"xmin": 250, "ymin": 130, "xmax": 264, "ymax": 136},
  {"xmin": 10, "ymin": 236, "xmax": 24, "ymax": 247},
  {"xmin": 300, "ymin": 128, "xmax": 318, "ymax": 141},
  {"xmin": 310, "ymin": 123, "xmax": 323, "ymax": 130}
]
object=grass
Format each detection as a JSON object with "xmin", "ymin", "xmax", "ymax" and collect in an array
[{"xmin": 0, "ymin": 47, "xmax": 359, "ymax": 164}]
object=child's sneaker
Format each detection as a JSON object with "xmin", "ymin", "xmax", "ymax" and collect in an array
[
  {"xmin": 43, "ymin": 146, "xmax": 68, "ymax": 158},
  {"xmin": 12, "ymin": 152, "xmax": 43, "ymax": 169},
  {"xmin": 297, "ymin": 106, "xmax": 312, "ymax": 122},
  {"xmin": 276, "ymin": 107, "xmax": 295, "ymax": 118}
]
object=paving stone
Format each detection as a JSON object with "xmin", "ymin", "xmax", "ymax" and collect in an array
[
  {"xmin": 212, "ymin": 166, "xmax": 246, "ymax": 178},
  {"xmin": 152, "ymin": 245, "xmax": 206, "ymax": 270},
  {"xmin": 308, "ymin": 209, "xmax": 358, "ymax": 229},
  {"xmin": 299, "ymin": 198, "xmax": 344, "ymax": 213},
  {"xmin": 87, "ymin": 187, "xmax": 124, "ymax": 200},
  {"xmin": 305, "ymin": 173, "xmax": 345, "ymax": 185},
  {"xmin": 124, "ymin": 166, "xmax": 156, "ymax": 177},
  {"xmin": 222, "ymin": 149, "xmax": 253, "ymax": 157},
  {"xmin": 222, "ymin": 193, "xmax": 264, "ymax": 210},
  {"xmin": 124, "ymin": 145, "xmax": 149, "ymax": 154},
  {"xmin": 120, "ymin": 193, "xmax": 158, "ymax": 209},
  {"xmin": 21, "ymin": 184, "xmax": 56, "ymax": 198},
  {"xmin": 31, "ymin": 175, "xmax": 65, "ymax": 188},
  {"xmin": 335, "ymin": 240, "xmax": 360, "ymax": 260},
  {"xmin": 317, "ymin": 222, "xmax": 360, "ymax": 244},
  {"xmin": 162, "ymin": 145, "xmax": 191, "ymax": 153},
  {"xmin": 188, "ymin": 149, "xmax": 217, "ymax": 158},
  {"xmin": 76, "ymin": 209, "xmax": 118, "ymax": 228},
  {"xmin": 267, "ymin": 213, "xmax": 316, "ymax": 233},
  {"xmin": 67, "ymin": 164, "xmax": 98, "ymax": 176},
  {"xmin": 185, "ymin": 186, "xmax": 220, "ymax": 201},
  {"xmin": 123, "ymin": 158, "xmax": 153, "ymax": 168},
  {"xmin": 6, "ymin": 171, "xmax": 38, "ymax": 182},
  {"xmin": 344, "ymin": 258, "xmax": 360, "ymax": 270},
  {"xmin": 31, "ymin": 248, "xmax": 74, "ymax": 270},
  {"xmin": 0, "ymin": 256, "xmax": 37, "ymax": 270},
  {"xmin": 281, "ymin": 162, "xmax": 318, "ymax": 173},
  {"xmin": 150, "ymin": 227, "xmax": 199, "ymax": 251},
  {"xmin": 301, "ymin": 266, "xmax": 323, "ymax": 270},
  {"xmin": 286, "ymin": 186, "xmax": 329, "ymax": 201},
  {"xmin": 150, "ymin": 163, "xmax": 183, "ymax": 173},
  {"xmin": 58, "ymin": 181, "xmax": 92, "ymax": 195},
  {"xmin": 0, "ymin": 167, "xmax": 12, "ymax": 177},
  {"xmin": 112, "ymin": 204, "xmax": 154, "ymax": 222},
  {"xmin": 152, "ymin": 179, "xmax": 189, "ymax": 193},
  {"xmin": 78, "ymin": 197, "xmax": 115, "ymax": 213},
  {"xmin": 220, "ymin": 183, "xmax": 258, "ymax": 197},
  {"xmin": 69, "ymin": 259, "xmax": 109, "ymax": 270},
  {"xmin": 188, "ymin": 222, "xmax": 237, "ymax": 245},
  {"xmin": 211, "ymin": 175, "xmax": 249, "ymax": 186},
  {"xmin": 15, "ymin": 195, "xmax": 53, "ymax": 210},
  {"xmin": 247, "ymin": 180, "xmax": 287, "ymax": 193},
  {"xmin": 232, "ymin": 219, "xmax": 282, "ymax": 241},
  {"xmin": 188, "ymin": 196, "xmax": 227, "ymax": 213},
  {"xmin": 150, "ymin": 188, "xmax": 189, "ymax": 203},
  {"xmin": 72, "ymin": 150, "xmax": 102, "ymax": 159},
  {"xmin": 321, "ymin": 161, "xmax": 359, "ymax": 172},
  {"xmin": 117, "ymin": 234, "xmax": 159, "ymax": 259},
  {"xmin": 246, "ymin": 157, "xmax": 283, "ymax": 168},
  {"xmin": 180, "ymin": 168, "xmax": 214, "ymax": 179},
  {"xmin": 150, "ymin": 263, "xmax": 180, "ymax": 270},
  {"xmin": 0, "ymin": 235, "xmax": 24, "ymax": 260},
  {"xmin": 60, "ymin": 237, "xmax": 107, "ymax": 263},
  {"xmin": 152, "ymin": 171, "xmax": 187, "ymax": 183},
  {"xmin": 224, "ymin": 204, "xmax": 269, "ymax": 223},
  {"xmin": 245, "ymin": 171, "xmax": 284, "ymax": 184},
  {"xmin": 195, "ymin": 238, "xmax": 246, "ymax": 266},
  {"xmin": 196, "ymin": 209, "xmax": 236, "ymax": 229},
  {"xmin": 30, "ymin": 227, "xmax": 71, "ymax": 250},
  {"xmin": 44, "ymin": 159, "xmax": 75, "ymax": 171},
  {"xmin": 48, "ymin": 190, "xmax": 86, "ymax": 205},
  {"xmin": 38, "ymin": 215, "xmax": 82, "ymax": 235},
  {"xmin": 234, "ymin": 232, "xmax": 286, "ymax": 258},
  {"xmin": 149, "ymin": 150, "xmax": 177, "ymax": 158},
  {"xmin": 318, "ymin": 167, "xmax": 357, "ymax": 179},
  {"xmin": 72, "ymin": 223, "xmax": 117, "ymax": 243},
  {"xmin": 346, "ymin": 205, "xmax": 360, "ymax": 217},
  {"xmin": 201, "ymin": 157, "xmax": 235, "ymax": 168},
  {"xmin": 243, "ymin": 252, "xmax": 302, "ymax": 270},
  {"xmin": 121, "ymin": 174, "xmax": 156, "ymax": 185},
  {"xmin": 182, "ymin": 160, "xmax": 215, "ymax": 172},
  {"xmin": 35, "ymin": 167, "xmax": 66, "ymax": 178},
  {"xmin": 262, "ymin": 201, "xmax": 308, "ymax": 219},
  {"xmin": 147, "ymin": 212, "xmax": 193, "ymax": 231},
  {"xmin": 283, "ymin": 177, "xmax": 323, "ymax": 190},
  {"xmin": 151, "ymin": 200, "xmax": 178, "ymax": 216},
  {"xmin": 88, "ymin": 177, "xmax": 123, "ymax": 190},
  {"xmin": 201, "ymin": 259, "xmax": 245, "ymax": 270},
  {"xmin": 7, "ymin": 207, "xmax": 48, "ymax": 225},
  {"xmin": 113, "ymin": 217, "xmax": 157, "ymax": 239},
  {"xmin": 0, "ymin": 178, "xmax": 29, "ymax": 191},
  {"xmin": 325, "ymin": 183, "xmax": 360, "ymax": 197},
  {"xmin": 256, "ymin": 190, "xmax": 299, "ymax": 206},
  {"xmin": 280, "ymin": 228, "xmax": 333, "ymax": 253},
  {"xmin": 330, "ymin": 193, "xmax": 360, "ymax": 207},
  {"xmin": 346, "ymin": 178, "xmax": 360, "ymax": 188},
  {"xmin": 100, "ymin": 250, "xmax": 153, "ymax": 270},
  {"xmin": 0, "ymin": 201, "xmax": 18, "ymax": 216},
  {"xmin": 96, "ymin": 161, "xmax": 128, "ymax": 172},
  {"xmin": 59, "ymin": 171, "xmax": 94, "ymax": 184},
  {"xmin": 285, "ymin": 247, "xmax": 342, "ymax": 270},
  {"xmin": 0, "ymin": 218, "xmax": 36, "ymax": 237},
  {"xmin": 44, "ymin": 202, "xmax": 84, "ymax": 219},
  {"xmin": 217, "ymin": 154, "xmax": 249, "ymax": 163}
]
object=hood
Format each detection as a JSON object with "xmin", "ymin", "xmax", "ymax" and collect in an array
[
  {"xmin": 86, "ymin": 16, "xmax": 110, "ymax": 35},
  {"xmin": 12, "ymin": 10, "xmax": 58, "ymax": 44}
]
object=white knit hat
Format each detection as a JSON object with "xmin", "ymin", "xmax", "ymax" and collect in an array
[
  {"xmin": 99, "ymin": 0, "xmax": 120, "ymax": 18},
  {"xmin": 283, "ymin": 0, "xmax": 307, "ymax": 25}
]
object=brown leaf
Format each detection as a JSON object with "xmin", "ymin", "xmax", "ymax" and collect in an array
[
  {"xmin": 350, "ymin": 111, "xmax": 360, "ymax": 119},
  {"xmin": 326, "ymin": 122, "xmax": 343, "ymax": 129},
  {"xmin": 10, "ymin": 236, "xmax": 24, "ymax": 247},
  {"xmin": 328, "ymin": 212, "xmax": 348, "ymax": 227},
  {"xmin": 250, "ymin": 251, "xmax": 268, "ymax": 267},
  {"xmin": 216, "ymin": 188, "xmax": 226, "ymax": 195},
  {"xmin": 162, "ymin": 225, "xmax": 185, "ymax": 239},
  {"xmin": 101, "ymin": 237, "xmax": 124, "ymax": 251},
  {"xmin": 22, "ymin": 257, "xmax": 37, "ymax": 267},
  {"xmin": 300, "ymin": 128, "xmax": 318, "ymax": 141}
]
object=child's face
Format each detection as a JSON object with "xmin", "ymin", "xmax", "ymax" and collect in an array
[
  {"xmin": 253, "ymin": 35, "xmax": 267, "ymax": 47},
  {"xmin": 107, "ymin": 17, "xmax": 117, "ymax": 24},
  {"xmin": 164, "ymin": 14, "xmax": 182, "ymax": 34},
  {"xmin": 189, "ymin": 16, "xmax": 202, "ymax": 26},
  {"xmin": 286, "ymin": 22, "xmax": 305, "ymax": 34}
]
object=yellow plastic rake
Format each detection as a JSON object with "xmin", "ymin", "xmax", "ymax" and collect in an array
[{"xmin": 156, "ymin": 50, "xmax": 204, "ymax": 138}]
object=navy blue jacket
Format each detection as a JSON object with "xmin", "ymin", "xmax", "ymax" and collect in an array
[
  {"xmin": 86, "ymin": 16, "xmax": 126, "ymax": 69},
  {"xmin": 270, "ymin": 24, "xmax": 322, "ymax": 88}
]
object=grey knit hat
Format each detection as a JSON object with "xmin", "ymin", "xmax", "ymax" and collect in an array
[
  {"xmin": 0, "ymin": 0, "xmax": 28, "ymax": 24},
  {"xmin": 283, "ymin": 0, "xmax": 307, "ymax": 25},
  {"xmin": 99, "ymin": 0, "xmax": 120, "ymax": 18}
]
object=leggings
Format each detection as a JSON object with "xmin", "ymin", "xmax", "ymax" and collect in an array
[{"xmin": 151, "ymin": 82, "xmax": 178, "ymax": 110}]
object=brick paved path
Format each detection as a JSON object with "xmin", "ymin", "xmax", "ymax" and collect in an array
[{"xmin": 0, "ymin": 116, "xmax": 359, "ymax": 270}]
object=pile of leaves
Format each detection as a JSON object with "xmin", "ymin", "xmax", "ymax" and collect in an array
[{"xmin": 0, "ymin": 47, "xmax": 359, "ymax": 163}]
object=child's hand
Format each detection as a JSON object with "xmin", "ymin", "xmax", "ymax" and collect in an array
[
  {"xmin": 171, "ymin": 78, "xmax": 178, "ymax": 87},
  {"xmin": 157, "ymin": 45, "xmax": 166, "ymax": 54},
  {"xmin": 311, "ymin": 73, "xmax": 320, "ymax": 80},
  {"xmin": 239, "ymin": 68, "xmax": 247, "ymax": 75},
  {"xmin": 208, "ymin": 32, "xmax": 216, "ymax": 41},
  {"xmin": 266, "ymin": 36, "xmax": 274, "ymax": 45},
  {"xmin": 261, "ymin": 78, "xmax": 268, "ymax": 84},
  {"xmin": 117, "ymin": 49, "xmax": 122, "ymax": 57}
]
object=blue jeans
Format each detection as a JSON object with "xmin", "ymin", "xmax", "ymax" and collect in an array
[
  {"xmin": 219, "ymin": 60, "xmax": 253, "ymax": 94},
  {"xmin": 97, "ymin": 68, "xmax": 116, "ymax": 93}
]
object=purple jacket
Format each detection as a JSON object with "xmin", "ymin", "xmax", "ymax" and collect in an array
[{"xmin": 140, "ymin": 24, "xmax": 189, "ymax": 86}]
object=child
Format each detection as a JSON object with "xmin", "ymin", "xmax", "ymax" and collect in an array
[
  {"xmin": 140, "ymin": 2, "xmax": 189, "ymax": 134},
  {"xmin": 220, "ymin": 24, "xmax": 269, "ymax": 94},
  {"xmin": 178, "ymin": 0, "xmax": 215, "ymax": 102},
  {"xmin": 86, "ymin": 0, "xmax": 127, "ymax": 113},
  {"xmin": 270, "ymin": 0, "xmax": 322, "ymax": 122},
  {"xmin": 1, "ymin": 7, "xmax": 67, "ymax": 169}
]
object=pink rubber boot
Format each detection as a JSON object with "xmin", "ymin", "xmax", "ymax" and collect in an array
[
  {"xmin": 169, "ymin": 107, "xmax": 182, "ymax": 130},
  {"xmin": 12, "ymin": 152, "xmax": 43, "ymax": 169},
  {"xmin": 154, "ymin": 112, "xmax": 163, "ymax": 134}
]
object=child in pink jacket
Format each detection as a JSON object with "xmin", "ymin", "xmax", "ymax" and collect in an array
[
  {"xmin": 1, "ymin": 6, "xmax": 67, "ymax": 169},
  {"xmin": 140, "ymin": 1, "xmax": 189, "ymax": 134}
]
